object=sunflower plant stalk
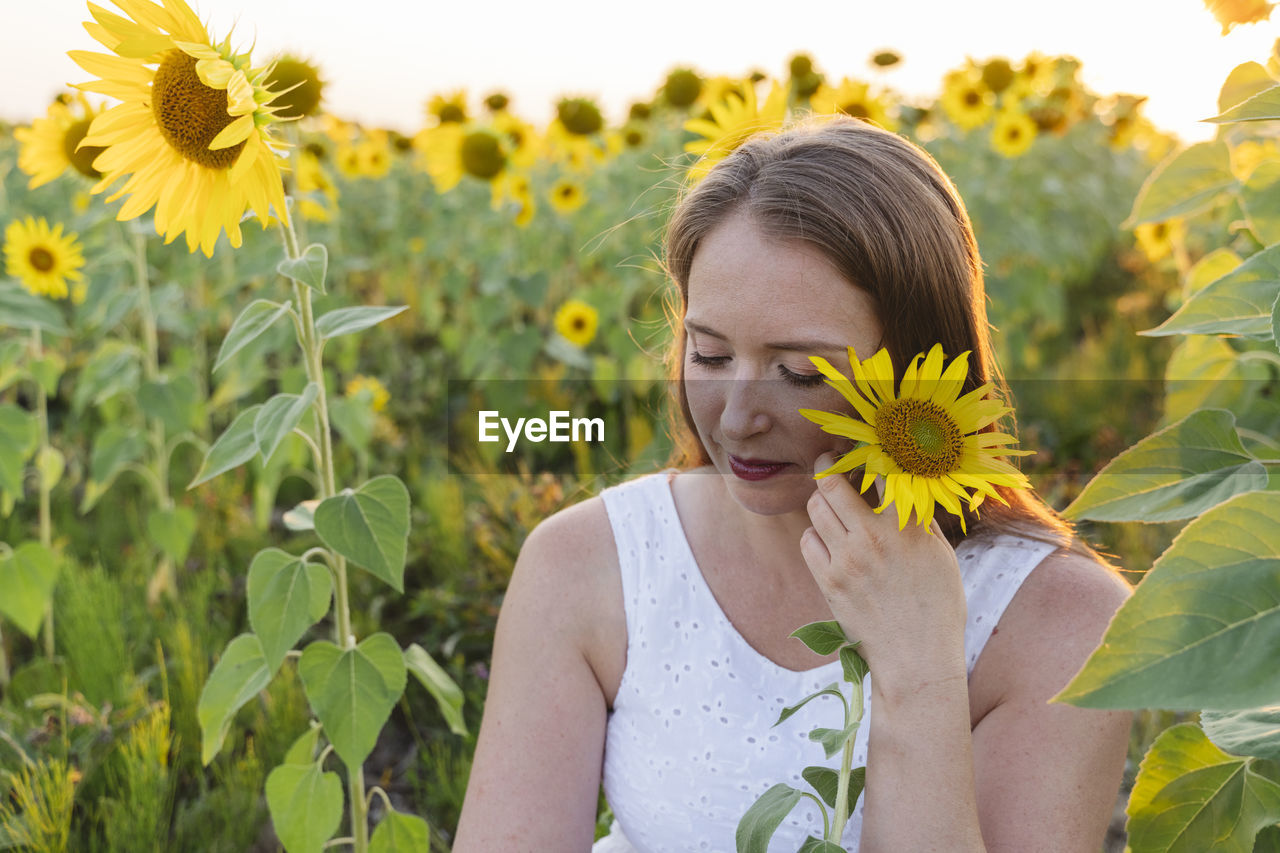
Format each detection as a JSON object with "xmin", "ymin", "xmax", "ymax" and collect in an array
[
  {"xmin": 739, "ymin": 344, "xmax": 1034, "ymax": 850},
  {"xmin": 64, "ymin": 1, "xmax": 466, "ymax": 849}
]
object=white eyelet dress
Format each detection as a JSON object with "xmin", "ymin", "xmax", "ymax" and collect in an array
[{"xmin": 590, "ymin": 471, "xmax": 1060, "ymax": 853}]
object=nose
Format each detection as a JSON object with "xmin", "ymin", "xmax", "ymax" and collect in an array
[{"xmin": 719, "ymin": 377, "xmax": 773, "ymax": 442}]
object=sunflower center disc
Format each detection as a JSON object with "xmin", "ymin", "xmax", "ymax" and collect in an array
[
  {"xmin": 151, "ymin": 50, "xmax": 245, "ymax": 170},
  {"xmin": 63, "ymin": 118, "xmax": 105, "ymax": 179},
  {"xmin": 874, "ymin": 398, "xmax": 964, "ymax": 478},
  {"xmin": 28, "ymin": 247, "xmax": 55, "ymax": 272},
  {"xmin": 841, "ymin": 102, "xmax": 870, "ymax": 119},
  {"xmin": 460, "ymin": 132, "xmax": 506, "ymax": 179}
]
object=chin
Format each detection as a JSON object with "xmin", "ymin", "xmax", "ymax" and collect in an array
[{"xmin": 719, "ymin": 467, "xmax": 815, "ymax": 517}]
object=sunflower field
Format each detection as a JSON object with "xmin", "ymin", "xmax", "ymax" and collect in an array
[{"xmin": 1, "ymin": 0, "xmax": 1277, "ymax": 850}]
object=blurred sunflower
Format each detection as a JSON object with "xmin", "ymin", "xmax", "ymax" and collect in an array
[
  {"xmin": 1134, "ymin": 219, "xmax": 1186, "ymax": 264},
  {"xmin": 548, "ymin": 177, "xmax": 586, "ymax": 215},
  {"xmin": 684, "ymin": 80, "xmax": 788, "ymax": 184},
  {"xmin": 68, "ymin": 0, "xmax": 289, "ymax": 256},
  {"xmin": 345, "ymin": 374, "xmax": 390, "ymax": 413},
  {"xmin": 427, "ymin": 90, "xmax": 469, "ymax": 125},
  {"xmin": 294, "ymin": 148, "xmax": 338, "ymax": 222},
  {"xmin": 264, "ymin": 55, "xmax": 325, "ymax": 120},
  {"xmin": 940, "ymin": 70, "xmax": 995, "ymax": 130},
  {"xmin": 547, "ymin": 97, "xmax": 608, "ymax": 169},
  {"xmin": 1231, "ymin": 137, "xmax": 1280, "ymax": 179},
  {"xmin": 1205, "ymin": 0, "xmax": 1275, "ymax": 33},
  {"xmin": 416, "ymin": 124, "xmax": 510, "ymax": 203},
  {"xmin": 4, "ymin": 217, "xmax": 87, "ymax": 303},
  {"xmin": 356, "ymin": 132, "xmax": 392, "ymax": 178},
  {"xmin": 662, "ymin": 67, "xmax": 703, "ymax": 109},
  {"xmin": 990, "ymin": 109, "xmax": 1037, "ymax": 158},
  {"xmin": 15, "ymin": 93, "xmax": 107, "ymax": 188},
  {"xmin": 800, "ymin": 344, "xmax": 1032, "ymax": 531},
  {"xmin": 507, "ymin": 173, "xmax": 536, "ymax": 227},
  {"xmin": 554, "ymin": 299, "xmax": 598, "ymax": 347},
  {"xmin": 809, "ymin": 78, "xmax": 895, "ymax": 130},
  {"xmin": 492, "ymin": 110, "xmax": 540, "ymax": 168}
]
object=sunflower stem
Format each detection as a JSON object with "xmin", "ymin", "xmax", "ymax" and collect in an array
[
  {"xmin": 829, "ymin": 673, "xmax": 864, "ymax": 842},
  {"xmin": 31, "ymin": 327, "xmax": 54, "ymax": 661},
  {"xmin": 277, "ymin": 213, "xmax": 368, "ymax": 851}
]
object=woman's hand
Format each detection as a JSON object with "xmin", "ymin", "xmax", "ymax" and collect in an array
[{"xmin": 800, "ymin": 452, "xmax": 968, "ymax": 682}]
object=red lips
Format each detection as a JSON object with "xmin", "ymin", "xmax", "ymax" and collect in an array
[{"xmin": 727, "ymin": 454, "xmax": 791, "ymax": 481}]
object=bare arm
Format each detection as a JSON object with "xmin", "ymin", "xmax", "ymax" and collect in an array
[
  {"xmin": 858, "ymin": 551, "xmax": 1133, "ymax": 853},
  {"xmin": 452, "ymin": 498, "xmax": 618, "ymax": 852}
]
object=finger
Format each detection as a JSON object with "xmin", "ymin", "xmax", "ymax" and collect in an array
[
  {"xmin": 813, "ymin": 453, "xmax": 873, "ymax": 526},
  {"xmin": 806, "ymin": 487, "xmax": 847, "ymax": 538},
  {"xmin": 799, "ymin": 525, "xmax": 831, "ymax": 567}
]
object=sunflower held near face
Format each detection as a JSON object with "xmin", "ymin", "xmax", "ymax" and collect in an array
[
  {"xmin": 4, "ymin": 217, "xmax": 88, "ymax": 303},
  {"xmin": 799, "ymin": 344, "xmax": 1032, "ymax": 532},
  {"xmin": 67, "ymin": 0, "xmax": 290, "ymax": 257}
]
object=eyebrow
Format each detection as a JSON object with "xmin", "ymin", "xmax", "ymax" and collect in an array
[{"xmin": 684, "ymin": 320, "xmax": 845, "ymax": 354}]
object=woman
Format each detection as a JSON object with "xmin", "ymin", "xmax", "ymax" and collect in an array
[{"xmin": 453, "ymin": 115, "xmax": 1132, "ymax": 852}]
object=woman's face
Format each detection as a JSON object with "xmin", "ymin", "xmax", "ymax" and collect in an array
[{"xmin": 684, "ymin": 211, "xmax": 884, "ymax": 517}]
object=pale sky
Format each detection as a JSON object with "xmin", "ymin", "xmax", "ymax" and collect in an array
[{"xmin": 4, "ymin": 0, "xmax": 1278, "ymax": 142}]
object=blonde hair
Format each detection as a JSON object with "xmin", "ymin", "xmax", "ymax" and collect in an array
[{"xmin": 662, "ymin": 114, "xmax": 1104, "ymax": 560}]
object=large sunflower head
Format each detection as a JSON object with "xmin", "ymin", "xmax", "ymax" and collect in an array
[
  {"xmin": 68, "ymin": 0, "xmax": 289, "ymax": 257},
  {"xmin": 799, "ymin": 344, "xmax": 1032, "ymax": 532},
  {"xmin": 15, "ymin": 93, "xmax": 108, "ymax": 188},
  {"xmin": 4, "ymin": 217, "xmax": 87, "ymax": 303}
]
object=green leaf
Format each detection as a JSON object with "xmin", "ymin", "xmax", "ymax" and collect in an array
[
  {"xmin": 213, "ymin": 299, "xmax": 292, "ymax": 373},
  {"xmin": 248, "ymin": 548, "xmax": 332, "ymax": 674},
  {"xmin": 1187, "ymin": 248, "xmax": 1243, "ymax": 297},
  {"xmin": 138, "ymin": 375, "xmax": 201, "ymax": 434},
  {"xmin": 0, "ymin": 405, "xmax": 37, "ymax": 495},
  {"xmin": 802, "ymin": 764, "xmax": 866, "ymax": 817},
  {"xmin": 254, "ymin": 384, "xmax": 319, "ymax": 462},
  {"xmin": 789, "ymin": 621, "xmax": 848, "ymax": 655},
  {"xmin": 369, "ymin": 810, "xmax": 431, "ymax": 853},
  {"xmin": 1126, "ymin": 723, "xmax": 1280, "ymax": 852},
  {"xmin": 1210, "ymin": 81, "xmax": 1280, "ymax": 123},
  {"xmin": 146, "ymin": 505, "xmax": 197, "ymax": 565},
  {"xmin": 809, "ymin": 720, "xmax": 859, "ymax": 759},
  {"xmin": 71, "ymin": 340, "xmax": 140, "ymax": 415},
  {"xmin": 314, "ymin": 476, "xmax": 410, "ymax": 592},
  {"xmin": 797, "ymin": 838, "xmax": 845, "ymax": 852},
  {"xmin": 29, "ymin": 352, "xmax": 64, "ymax": 397},
  {"xmin": 839, "ymin": 643, "xmax": 869, "ymax": 685},
  {"xmin": 32, "ymin": 446, "xmax": 63, "ymax": 493},
  {"xmin": 283, "ymin": 499, "xmax": 318, "ymax": 532},
  {"xmin": 0, "ymin": 542, "xmax": 60, "ymax": 639},
  {"xmin": 1064, "ymin": 409, "xmax": 1267, "ymax": 523},
  {"xmin": 735, "ymin": 783, "xmax": 803, "ymax": 853},
  {"xmin": 0, "ymin": 337, "xmax": 27, "ymax": 392},
  {"xmin": 265, "ymin": 760, "xmax": 343, "ymax": 853},
  {"xmin": 198, "ymin": 633, "xmax": 273, "ymax": 765},
  {"xmin": 403, "ymin": 643, "xmax": 467, "ymax": 736},
  {"xmin": 1203, "ymin": 708, "xmax": 1280, "ymax": 761},
  {"xmin": 1144, "ymin": 243, "xmax": 1280, "ymax": 339},
  {"xmin": 0, "ymin": 282, "xmax": 69, "ymax": 335},
  {"xmin": 1055, "ymin": 491, "xmax": 1280, "ymax": 711},
  {"xmin": 282, "ymin": 723, "xmax": 321, "ymax": 765},
  {"xmin": 1163, "ymin": 337, "xmax": 1272, "ymax": 426},
  {"xmin": 81, "ymin": 423, "xmax": 147, "ymax": 512},
  {"xmin": 277, "ymin": 244, "xmax": 328, "ymax": 293},
  {"xmin": 1243, "ymin": 162, "xmax": 1280, "ymax": 245},
  {"xmin": 1127, "ymin": 141, "xmax": 1234, "ymax": 226},
  {"xmin": 1219, "ymin": 63, "xmax": 1278, "ymax": 115},
  {"xmin": 775, "ymin": 683, "xmax": 846, "ymax": 727},
  {"xmin": 314, "ymin": 305, "xmax": 408, "ymax": 340},
  {"xmin": 188, "ymin": 404, "xmax": 264, "ymax": 489},
  {"xmin": 1273, "ymin": 293, "xmax": 1280, "ymax": 356},
  {"xmin": 1255, "ymin": 823, "xmax": 1280, "ymax": 852},
  {"xmin": 298, "ymin": 633, "xmax": 407, "ymax": 768},
  {"xmin": 328, "ymin": 394, "xmax": 374, "ymax": 452}
]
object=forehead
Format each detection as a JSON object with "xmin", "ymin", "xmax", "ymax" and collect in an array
[{"xmin": 686, "ymin": 211, "xmax": 878, "ymax": 339}]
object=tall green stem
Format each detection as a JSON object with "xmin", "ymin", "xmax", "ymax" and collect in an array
[
  {"xmin": 830, "ymin": 677, "xmax": 864, "ymax": 842},
  {"xmin": 131, "ymin": 231, "xmax": 176, "ymax": 601},
  {"xmin": 32, "ymin": 328, "xmax": 54, "ymax": 660},
  {"xmin": 278, "ymin": 215, "xmax": 368, "ymax": 852}
]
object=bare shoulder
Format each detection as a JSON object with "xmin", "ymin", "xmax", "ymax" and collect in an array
[
  {"xmin": 970, "ymin": 545, "xmax": 1132, "ymax": 718},
  {"xmin": 514, "ymin": 490, "xmax": 626, "ymax": 703}
]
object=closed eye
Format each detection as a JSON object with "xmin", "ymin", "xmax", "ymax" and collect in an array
[
  {"xmin": 689, "ymin": 351, "xmax": 728, "ymax": 368},
  {"xmin": 778, "ymin": 364, "xmax": 825, "ymax": 388}
]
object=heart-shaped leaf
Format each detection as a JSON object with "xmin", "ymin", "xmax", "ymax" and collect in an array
[
  {"xmin": 147, "ymin": 505, "xmax": 197, "ymax": 566},
  {"xmin": 315, "ymin": 305, "xmax": 407, "ymax": 340},
  {"xmin": 248, "ymin": 548, "xmax": 332, "ymax": 674},
  {"xmin": 1144, "ymin": 243, "xmax": 1280, "ymax": 339},
  {"xmin": 198, "ymin": 633, "xmax": 273, "ymax": 764},
  {"xmin": 802, "ymin": 764, "xmax": 865, "ymax": 818},
  {"xmin": 1127, "ymin": 141, "xmax": 1234, "ymax": 226},
  {"xmin": 736, "ymin": 783, "xmax": 803, "ymax": 853},
  {"xmin": 265, "ymin": 760, "xmax": 343, "ymax": 853},
  {"xmin": 0, "ymin": 405, "xmax": 37, "ymax": 496},
  {"xmin": 138, "ymin": 374, "xmax": 201, "ymax": 434},
  {"xmin": 299, "ymin": 633, "xmax": 407, "ymax": 768},
  {"xmin": 213, "ymin": 299, "xmax": 292, "ymax": 374},
  {"xmin": 0, "ymin": 542, "xmax": 60, "ymax": 639},
  {"xmin": 1126, "ymin": 723, "xmax": 1280, "ymax": 852},
  {"xmin": 82, "ymin": 423, "xmax": 146, "ymax": 513},
  {"xmin": 314, "ymin": 476, "xmax": 410, "ymax": 592},
  {"xmin": 277, "ymin": 244, "xmax": 328, "ymax": 293},
  {"xmin": 0, "ymin": 282, "xmax": 69, "ymax": 335},
  {"xmin": 254, "ymin": 384, "xmax": 319, "ymax": 462},
  {"xmin": 369, "ymin": 809, "xmax": 431, "ymax": 853},
  {"xmin": 1202, "ymin": 707, "xmax": 1280, "ymax": 762},
  {"xmin": 1209, "ymin": 80, "xmax": 1280, "ymax": 123},
  {"xmin": 404, "ymin": 643, "xmax": 466, "ymax": 736},
  {"xmin": 789, "ymin": 621, "xmax": 848, "ymax": 656},
  {"xmin": 839, "ymin": 643, "xmax": 868, "ymax": 685},
  {"xmin": 1055, "ymin": 490, "xmax": 1280, "ymax": 711},
  {"xmin": 1063, "ymin": 408, "xmax": 1267, "ymax": 523}
]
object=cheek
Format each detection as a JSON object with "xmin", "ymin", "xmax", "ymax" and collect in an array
[{"xmin": 684, "ymin": 379, "xmax": 723, "ymax": 434}]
